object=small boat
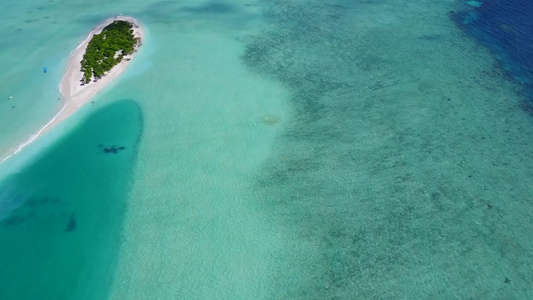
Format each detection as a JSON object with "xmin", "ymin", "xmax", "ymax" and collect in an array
[
  {"xmin": 43, "ymin": 67, "xmax": 47, "ymax": 73},
  {"xmin": 8, "ymin": 96, "xmax": 13, "ymax": 99}
]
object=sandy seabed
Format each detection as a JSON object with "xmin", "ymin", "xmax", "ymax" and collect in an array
[{"xmin": 0, "ymin": 16, "xmax": 144, "ymax": 164}]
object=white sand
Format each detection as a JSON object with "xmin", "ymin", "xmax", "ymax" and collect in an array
[{"xmin": 0, "ymin": 16, "xmax": 144, "ymax": 164}]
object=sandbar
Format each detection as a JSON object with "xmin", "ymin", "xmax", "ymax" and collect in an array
[{"xmin": 0, "ymin": 16, "xmax": 144, "ymax": 164}]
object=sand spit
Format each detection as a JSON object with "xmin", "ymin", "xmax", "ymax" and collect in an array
[{"xmin": 0, "ymin": 16, "xmax": 144, "ymax": 164}]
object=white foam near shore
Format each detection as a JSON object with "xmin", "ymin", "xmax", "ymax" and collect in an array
[{"xmin": 0, "ymin": 16, "xmax": 144, "ymax": 164}]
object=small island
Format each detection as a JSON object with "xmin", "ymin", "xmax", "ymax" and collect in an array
[
  {"xmin": 0, "ymin": 16, "xmax": 144, "ymax": 164},
  {"xmin": 80, "ymin": 20, "xmax": 140, "ymax": 84}
]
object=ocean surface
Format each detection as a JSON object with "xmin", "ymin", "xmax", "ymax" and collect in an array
[
  {"xmin": 1, "ymin": 0, "xmax": 533, "ymax": 299},
  {"xmin": 453, "ymin": 0, "xmax": 533, "ymax": 108}
]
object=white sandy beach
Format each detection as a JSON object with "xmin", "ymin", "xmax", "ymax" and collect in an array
[{"xmin": 0, "ymin": 16, "xmax": 144, "ymax": 164}]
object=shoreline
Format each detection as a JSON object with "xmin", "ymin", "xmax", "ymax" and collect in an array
[{"xmin": 0, "ymin": 16, "xmax": 144, "ymax": 164}]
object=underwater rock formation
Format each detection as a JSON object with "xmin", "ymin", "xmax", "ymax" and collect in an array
[
  {"xmin": 102, "ymin": 145, "xmax": 126, "ymax": 154},
  {"xmin": 64, "ymin": 214, "xmax": 76, "ymax": 232}
]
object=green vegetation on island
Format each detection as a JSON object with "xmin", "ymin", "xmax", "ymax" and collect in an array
[{"xmin": 80, "ymin": 20, "xmax": 138, "ymax": 84}]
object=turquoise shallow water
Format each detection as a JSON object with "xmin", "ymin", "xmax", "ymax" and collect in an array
[
  {"xmin": 0, "ymin": 100, "xmax": 142, "ymax": 299},
  {"xmin": 1, "ymin": 0, "xmax": 533, "ymax": 299}
]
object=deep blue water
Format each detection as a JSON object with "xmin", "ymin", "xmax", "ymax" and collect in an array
[{"xmin": 453, "ymin": 0, "xmax": 533, "ymax": 109}]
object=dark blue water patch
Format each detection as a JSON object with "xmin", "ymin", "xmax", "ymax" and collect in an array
[
  {"xmin": 181, "ymin": 2, "xmax": 236, "ymax": 14},
  {"xmin": 451, "ymin": 0, "xmax": 533, "ymax": 111}
]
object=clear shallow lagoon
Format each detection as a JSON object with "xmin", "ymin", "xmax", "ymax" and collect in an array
[{"xmin": 1, "ymin": 0, "xmax": 533, "ymax": 299}]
